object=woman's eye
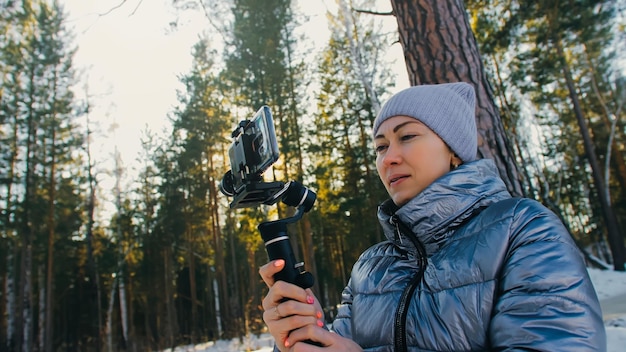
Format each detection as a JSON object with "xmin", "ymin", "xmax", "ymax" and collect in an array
[
  {"xmin": 375, "ymin": 145, "xmax": 388, "ymax": 153},
  {"xmin": 400, "ymin": 134, "xmax": 416, "ymax": 141}
]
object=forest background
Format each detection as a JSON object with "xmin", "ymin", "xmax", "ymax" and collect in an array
[{"xmin": 1, "ymin": 0, "xmax": 625, "ymax": 351}]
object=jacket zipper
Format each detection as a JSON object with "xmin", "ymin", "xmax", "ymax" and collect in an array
[{"xmin": 391, "ymin": 215, "xmax": 428, "ymax": 352}]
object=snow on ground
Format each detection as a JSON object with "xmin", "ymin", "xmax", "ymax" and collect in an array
[
  {"xmin": 160, "ymin": 334, "xmax": 275, "ymax": 352},
  {"xmin": 587, "ymin": 267, "xmax": 626, "ymax": 300},
  {"xmin": 588, "ymin": 268, "xmax": 626, "ymax": 351},
  {"xmin": 163, "ymin": 267, "xmax": 626, "ymax": 352}
]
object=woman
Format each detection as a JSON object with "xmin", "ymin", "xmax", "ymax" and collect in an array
[{"xmin": 260, "ymin": 82, "xmax": 606, "ymax": 351}]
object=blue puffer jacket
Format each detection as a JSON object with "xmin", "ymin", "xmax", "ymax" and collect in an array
[{"xmin": 331, "ymin": 159, "xmax": 606, "ymax": 351}]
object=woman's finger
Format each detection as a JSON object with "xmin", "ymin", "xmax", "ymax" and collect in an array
[
  {"xmin": 259, "ymin": 259, "xmax": 285, "ymax": 287},
  {"xmin": 262, "ymin": 282, "xmax": 320, "ymax": 316},
  {"xmin": 262, "ymin": 307, "xmax": 320, "ymax": 351},
  {"xmin": 283, "ymin": 324, "xmax": 328, "ymax": 350}
]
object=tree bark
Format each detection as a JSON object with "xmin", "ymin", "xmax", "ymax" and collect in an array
[
  {"xmin": 19, "ymin": 65, "xmax": 38, "ymax": 352},
  {"xmin": 113, "ymin": 149, "xmax": 132, "ymax": 349},
  {"xmin": 5, "ymin": 246, "xmax": 16, "ymax": 351},
  {"xmin": 163, "ymin": 248, "xmax": 176, "ymax": 348},
  {"xmin": 85, "ymin": 92, "xmax": 103, "ymax": 351},
  {"xmin": 118, "ymin": 278, "xmax": 129, "ymax": 349},
  {"xmin": 4, "ymin": 94, "xmax": 19, "ymax": 351},
  {"xmin": 186, "ymin": 234, "xmax": 198, "ymax": 342},
  {"xmin": 105, "ymin": 277, "xmax": 117, "ymax": 352},
  {"xmin": 208, "ymin": 157, "xmax": 230, "ymax": 337},
  {"xmin": 390, "ymin": 0, "xmax": 523, "ymax": 196},
  {"xmin": 44, "ymin": 125, "xmax": 56, "ymax": 352},
  {"xmin": 37, "ymin": 265, "xmax": 45, "ymax": 352}
]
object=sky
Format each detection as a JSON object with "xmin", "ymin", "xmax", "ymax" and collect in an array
[{"xmin": 160, "ymin": 267, "xmax": 626, "ymax": 352}]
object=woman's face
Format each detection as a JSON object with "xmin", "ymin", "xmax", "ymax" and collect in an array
[{"xmin": 374, "ymin": 116, "xmax": 460, "ymax": 207}]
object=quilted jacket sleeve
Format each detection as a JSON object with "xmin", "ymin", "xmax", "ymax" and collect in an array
[
  {"xmin": 489, "ymin": 198, "xmax": 606, "ymax": 351},
  {"xmin": 330, "ymin": 279, "xmax": 354, "ymax": 339}
]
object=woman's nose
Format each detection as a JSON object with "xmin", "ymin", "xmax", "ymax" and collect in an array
[{"xmin": 382, "ymin": 143, "xmax": 401, "ymax": 166}]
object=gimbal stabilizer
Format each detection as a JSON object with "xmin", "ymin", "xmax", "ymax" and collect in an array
[{"xmin": 219, "ymin": 107, "xmax": 321, "ymax": 345}]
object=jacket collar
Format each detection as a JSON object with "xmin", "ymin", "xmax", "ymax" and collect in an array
[{"xmin": 377, "ymin": 159, "xmax": 511, "ymax": 256}]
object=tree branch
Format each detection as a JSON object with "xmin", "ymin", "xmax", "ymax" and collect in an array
[
  {"xmin": 98, "ymin": 0, "xmax": 144, "ymax": 17},
  {"xmin": 354, "ymin": 8, "xmax": 394, "ymax": 16},
  {"xmin": 98, "ymin": 0, "xmax": 127, "ymax": 17},
  {"xmin": 129, "ymin": 0, "xmax": 144, "ymax": 16},
  {"xmin": 195, "ymin": 0, "xmax": 232, "ymax": 47}
]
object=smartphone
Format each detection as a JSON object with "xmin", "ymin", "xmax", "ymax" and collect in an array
[{"xmin": 226, "ymin": 106, "xmax": 280, "ymax": 196}]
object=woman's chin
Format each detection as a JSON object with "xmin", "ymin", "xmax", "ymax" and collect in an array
[{"xmin": 391, "ymin": 195, "xmax": 410, "ymax": 207}]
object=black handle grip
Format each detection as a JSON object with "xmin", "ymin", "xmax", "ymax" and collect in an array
[
  {"xmin": 258, "ymin": 221, "xmax": 314, "ymax": 289},
  {"xmin": 258, "ymin": 220, "xmax": 322, "ymax": 347}
]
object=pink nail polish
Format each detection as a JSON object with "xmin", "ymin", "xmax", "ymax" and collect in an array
[
  {"xmin": 306, "ymin": 295, "xmax": 314, "ymax": 304},
  {"xmin": 317, "ymin": 319, "xmax": 324, "ymax": 327},
  {"xmin": 316, "ymin": 311, "xmax": 322, "ymax": 319},
  {"xmin": 284, "ymin": 339, "xmax": 290, "ymax": 347}
]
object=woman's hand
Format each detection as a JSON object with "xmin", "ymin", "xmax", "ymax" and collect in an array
[
  {"xmin": 284, "ymin": 326, "xmax": 364, "ymax": 351},
  {"xmin": 260, "ymin": 260, "xmax": 325, "ymax": 351}
]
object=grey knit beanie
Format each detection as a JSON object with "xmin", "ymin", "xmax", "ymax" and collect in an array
[{"xmin": 373, "ymin": 82, "xmax": 478, "ymax": 162}]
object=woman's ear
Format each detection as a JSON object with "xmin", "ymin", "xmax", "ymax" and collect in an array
[{"xmin": 450, "ymin": 154, "xmax": 462, "ymax": 169}]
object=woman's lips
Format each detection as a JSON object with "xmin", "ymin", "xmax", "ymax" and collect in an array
[{"xmin": 389, "ymin": 175, "xmax": 409, "ymax": 186}]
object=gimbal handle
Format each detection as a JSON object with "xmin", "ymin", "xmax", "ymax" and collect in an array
[
  {"xmin": 257, "ymin": 187, "xmax": 323, "ymax": 347},
  {"xmin": 258, "ymin": 208, "xmax": 314, "ymax": 289}
]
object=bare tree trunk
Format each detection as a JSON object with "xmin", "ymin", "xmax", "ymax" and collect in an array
[
  {"xmin": 163, "ymin": 248, "xmax": 176, "ymax": 348},
  {"xmin": 113, "ymin": 148, "xmax": 131, "ymax": 349},
  {"xmin": 390, "ymin": 0, "xmax": 523, "ymax": 196},
  {"xmin": 226, "ymin": 212, "xmax": 244, "ymax": 337},
  {"xmin": 5, "ymin": 90, "xmax": 19, "ymax": 352},
  {"xmin": 20, "ymin": 76, "xmax": 37, "ymax": 351},
  {"xmin": 15, "ymin": 66, "xmax": 39, "ymax": 352},
  {"xmin": 211, "ymin": 273, "xmax": 222, "ymax": 338},
  {"xmin": 187, "ymin": 235, "xmax": 198, "ymax": 342},
  {"xmin": 244, "ymin": 247, "xmax": 258, "ymax": 335},
  {"xmin": 37, "ymin": 265, "xmax": 45, "ymax": 352},
  {"xmin": 118, "ymin": 278, "xmax": 129, "ymax": 349},
  {"xmin": 555, "ymin": 39, "xmax": 626, "ymax": 271},
  {"xmin": 44, "ymin": 126, "xmax": 56, "ymax": 352},
  {"xmin": 604, "ymin": 116, "xmax": 619, "ymax": 204},
  {"xmin": 105, "ymin": 277, "xmax": 118, "ymax": 352},
  {"xmin": 85, "ymin": 89, "xmax": 103, "ymax": 351},
  {"xmin": 208, "ymin": 159, "xmax": 230, "ymax": 338},
  {"xmin": 20, "ymin": 243, "xmax": 32, "ymax": 352},
  {"xmin": 5, "ymin": 248, "xmax": 16, "ymax": 351}
]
